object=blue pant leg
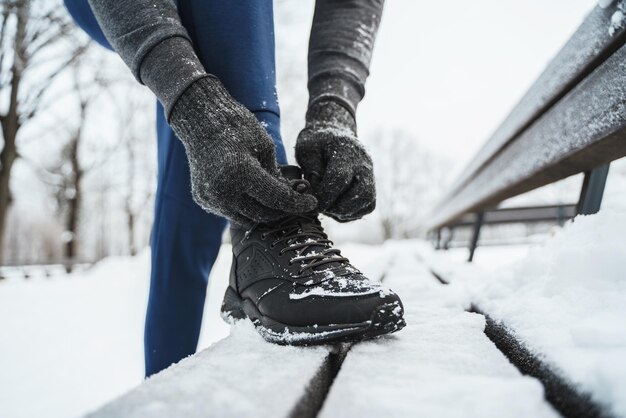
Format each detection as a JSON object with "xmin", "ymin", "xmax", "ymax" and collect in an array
[
  {"xmin": 178, "ymin": 0, "xmax": 287, "ymax": 163},
  {"xmin": 145, "ymin": 104, "xmax": 228, "ymax": 377},
  {"xmin": 64, "ymin": 0, "xmax": 287, "ymax": 376},
  {"xmin": 147, "ymin": 0, "xmax": 288, "ymax": 375},
  {"xmin": 64, "ymin": 0, "xmax": 229, "ymax": 376}
]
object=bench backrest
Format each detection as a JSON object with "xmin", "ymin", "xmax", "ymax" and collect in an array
[{"xmin": 427, "ymin": 3, "xmax": 626, "ymax": 231}]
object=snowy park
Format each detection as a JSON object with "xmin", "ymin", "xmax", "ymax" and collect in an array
[{"xmin": 2, "ymin": 0, "xmax": 626, "ymax": 417}]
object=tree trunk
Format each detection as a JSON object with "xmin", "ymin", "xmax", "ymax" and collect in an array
[
  {"xmin": 0, "ymin": 119, "xmax": 18, "ymax": 262},
  {"xmin": 125, "ymin": 127, "xmax": 137, "ymax": 256},
  {"xmin": 0, "ymin": 0, "xmax": 29, "ymax": 262},
  {"xmin": 127, "ymin": 210, "xmax": 136, "ymax": 256},
  {"xmin": 64, "ymin": 136, "xmax": 82, "ymax": 265}
]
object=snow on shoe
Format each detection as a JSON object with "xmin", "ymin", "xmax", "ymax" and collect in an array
[{"xmin": 220, "ymin": 165, "xmax": 405, "ymax": 345}]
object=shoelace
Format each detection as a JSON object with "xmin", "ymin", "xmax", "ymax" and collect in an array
[{"xmin": 251, "ymin": 213, "xmax": 349, "ymax": 276}]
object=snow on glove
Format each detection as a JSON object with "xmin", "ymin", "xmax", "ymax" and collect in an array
[
  {"xmin": 170, "ymin": 76, "xmax": 317, "ymax": 226},
  {"xmin": 295, "ymin": 101, "xmax": 376, "ymax": 222}
]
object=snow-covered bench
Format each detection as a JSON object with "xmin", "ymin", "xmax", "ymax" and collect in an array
[
  {"xmin": 86, "ymin": 243, "xmax": 564, "ymax": 418},
  {"xmin": 422, "ymin": 2, "xmax": 626, "ymax": 417},
  {"xmin": 428, "ymin": 1, "xmax": 626, "ymax": 261}
]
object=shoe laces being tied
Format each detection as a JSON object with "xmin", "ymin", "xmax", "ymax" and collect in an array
[{"xmin": 251, "ymin": 212, "xmax": 351, "ymax": 278}]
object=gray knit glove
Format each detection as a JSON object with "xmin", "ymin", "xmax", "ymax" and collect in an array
[
  {"xmin": 295, "ymin": 101, "xmax": 376, "ymax": 222},
  {"xmin": 170, "ymin": 76, "xmax": 317, "ymax": 226}
]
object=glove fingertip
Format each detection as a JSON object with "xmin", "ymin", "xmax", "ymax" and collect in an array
[{"xmin": 294, "ymin": 193, "xmax": 318, "ymax": 213}]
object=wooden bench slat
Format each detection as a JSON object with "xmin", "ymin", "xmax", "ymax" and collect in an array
[
  {"xmin": 451, "ymin": 204, "xmax": 577, "ymax": 227},
  {"xmin": 428, "ymin": 39, "xmax": 626, "ymax": 229},
  {"xmin": 321, "ymin": 251, "xmax": 558, "ymax": 418},
  {"xmin": 421, "ymin": 245, "xmax": 621, "ymax": 418},
  {"xmin": 86, "ymin": 325, "xmax": 333, "ymax": 418}
]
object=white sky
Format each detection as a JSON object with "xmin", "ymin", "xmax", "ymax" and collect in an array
[{"xmin": 357, "ymin": 0, "xmax": 598, "ymax": 175}]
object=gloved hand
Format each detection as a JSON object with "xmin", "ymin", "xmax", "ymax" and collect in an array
[
  {"xmin": 295, "ymin": 101, "xmax": 376, "ymax": 222},
  {"xmin": 169, "ymin": 76, "xmax": 317, "ymax": 226}
]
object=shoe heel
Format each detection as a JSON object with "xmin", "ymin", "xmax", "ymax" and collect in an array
[{"xmin": 220, "ymin": 286, "xmax": 246, "ymax": 323}]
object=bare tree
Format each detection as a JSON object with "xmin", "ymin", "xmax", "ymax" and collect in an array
[
  {"xmin": 366, "ymin": 130, "xmax": 451, "ymax": 240},
  {"xmin": 0, "ymin": 0, "xmax": 89, "ymax": 260},
  {"xmin": 121, "ymin": 112, "xmax": 150, "ymax": 256},
  {"xmin": 37, "ymin": 62, "xmax": 113, "ymax": 265},
  {"xmin": 50, "ymin": 95, "xmax": 86, "ymax": 261}
]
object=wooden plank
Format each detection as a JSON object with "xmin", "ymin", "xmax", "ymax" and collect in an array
[
  {"xmin": 86, "ymin": 247, "xmax": 393, "ymax": 418},
  {"xmin": 450, "ymin": 204, "xmax": 577, "ymax": 227},
  {"xmin": 321, "ymin": 251, "xmax": 559, "ymax": 418},
  {"xmin": 417, "ymin": 242, "xmax": 626, "ymax": 418},
  {"xmin": 444, "ymin": 3, "xmax": 626, "ymax": 209},
  {"xmin": 86, "ymin": 325, "xmax": 335, "ymax": 418},
  {"xmin": 472, "ymin": 306, "xmax": 614, "ymax": 418},
  {"xmin": 422, "ymin": 250, "xmax": 620, "ymax": 418},
  {"xmin": 427, "ymin": 39, "xmax": 626, "ymax": 230}
]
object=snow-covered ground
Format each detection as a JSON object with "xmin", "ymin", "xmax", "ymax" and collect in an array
[{"xmin": 0, "ymin": 248, "xmax": 225, "ymax": 418}]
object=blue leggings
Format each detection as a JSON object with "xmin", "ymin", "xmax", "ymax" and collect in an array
[{"xmin": 64, "ymin": 0, "xmax": 287, "ymax": 376}]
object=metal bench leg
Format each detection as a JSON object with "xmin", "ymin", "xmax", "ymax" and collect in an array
[
  {"xmin": 577, "ymin": 163, "xmax": 610, "ymax": 215},
  {"xmin": 443, "ymin": 227, "xmax": 454, "ymax": 250},
  {"xmin": 435, "ymin": 229, "xmax": 442, "ymax": 250},
  {"xmin": 468, "ymin": 211, "xmax": 484, "ymax": 262}
]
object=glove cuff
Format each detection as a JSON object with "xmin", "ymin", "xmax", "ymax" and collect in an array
[
  {"xmin": 305, "ymin": 100, "xmax": 357, "ymax": 135},
  {"xmin": 169, "ymin": 75, "xmax": 272, "ymax": 159}
]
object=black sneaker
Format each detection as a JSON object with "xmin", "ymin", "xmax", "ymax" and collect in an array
[{"xmin": 221, "ymin": 165, "xmax": 405, "ymax": 345}]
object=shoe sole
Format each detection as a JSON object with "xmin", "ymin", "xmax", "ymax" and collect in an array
[{"xmin": 220, "ymin": 286, "xmax": 406, "ymax": 346}]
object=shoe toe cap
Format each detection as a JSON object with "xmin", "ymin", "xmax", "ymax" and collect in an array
[{"xmin": 259, "ymin": 282, "xmax": 403, "ymax": 327}]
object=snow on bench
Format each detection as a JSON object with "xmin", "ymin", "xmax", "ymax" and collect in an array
[
  {"xmin": 321, "ymin": 242, "xmax": 558, "ymax": 418},
  {"xmin": 86, "ymin": 246, "xmax": 392, "ymax": 418},
  {"xmin": 87, "ymin": 242, "xmax": 573, "ymax": 418},
  {"xmin": 85, "ymin": 231, "xmax": 624, "ymax": 417},
  {"xmin": 86, "ymin": 323, "xmax": 334, "ymax": 418},
  {"xmin": 421, "ymin": 209, "xmax": 626, "ymax": 418}
]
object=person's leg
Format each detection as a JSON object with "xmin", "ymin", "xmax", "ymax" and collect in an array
[
  {"xmin": 64, "ymin": 0, "xmax": 230, "ymax": 376},
  {"xmin": 145, "ymin": 106, "xmax": 228, "ymax": 376},
  {"xmin": 147, "ymin": 1, "xmax": 289, "ymax": 375},
  {"xmin": 65, "ymin": 0, "xmax": 287, "ymax": 376}
]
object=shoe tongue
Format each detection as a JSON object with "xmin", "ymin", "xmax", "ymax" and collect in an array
[{"xmin": 280, "ymin": 165, "xmax": 303, "ymax": 181}]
